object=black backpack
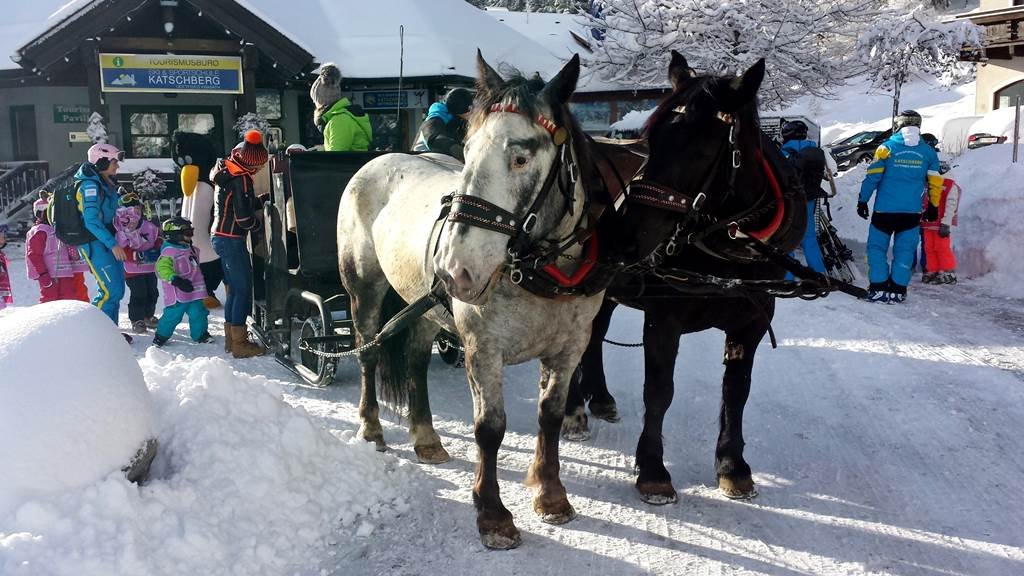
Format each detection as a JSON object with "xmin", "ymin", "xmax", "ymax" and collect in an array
[
  {"xmin": 788, "ymin": 145, "xmax": 827, "ymax": 200},
  {"xmin": 50, "ymin": 165, "xmax": 98, "ymax": 246}
]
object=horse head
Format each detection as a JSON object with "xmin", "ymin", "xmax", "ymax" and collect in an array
[
  {"xmin": 625, "ymin": 51, "xmax": 796, "ymax": 263},
  {"xmin": 434, "ymin": 51, "xmax": 585, "ymax": 304}
]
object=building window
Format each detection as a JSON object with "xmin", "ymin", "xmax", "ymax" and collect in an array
[
  {"xmin": 569, "ymin": 101, "xmax": 612, "ymax": 133},
  {"xmin": 995, "ymin": 79, "xmax": 1024, "ymax": 110},
  {"xmin": 122, "ymin": 106, "xmax": 223, "ymax": 158},
  {"xmin": 9, "ymin": 106, "xmax": 38, "ymax": 161},
  {"xmin": 257, "ymin": 90, "xmax": 283, "ymax": 121}
]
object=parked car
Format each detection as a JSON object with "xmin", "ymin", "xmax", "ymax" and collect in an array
[
  {"xmin": 967, "ymin": 132, "xmax": 1008, "ymax": 149},
  {"xmin": 827, "ymin": 129, "xmax": 892, "ymax": 171}
]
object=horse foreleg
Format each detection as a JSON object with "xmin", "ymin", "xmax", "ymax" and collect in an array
[
  {"xmin": 584, "ymin": 299, "xmax": 620, "ymax": 422},
  {"xmin": 527, "ymin": 361, "xmax": 577, "ymax": 524},
  {"xmin": 635, "ymin": 311, "xmax": 681, "ymax": 505},
  {"xmin": 347, "ymin": 286, "xmax": 388, "ymax": 451},
  {"xmin": 407, "ymin": 321, "xmax": 449, "ymax": 464},
  {"xmin": 716, "ymin": 323, "xmax": 764, "ymax": 500},
  {"xmin": 466, "ymin": 351, "xmax": 519, "ymax": 549}
]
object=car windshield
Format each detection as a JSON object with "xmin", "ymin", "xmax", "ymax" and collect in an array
[{"xmin": 835, "ymin": 131, "xmax": 882, "ymax": 146}]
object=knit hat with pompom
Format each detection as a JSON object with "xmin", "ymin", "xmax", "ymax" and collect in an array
[{"xmin": 230, "ymin": 130, "xmax": 269, "ymax": 173}]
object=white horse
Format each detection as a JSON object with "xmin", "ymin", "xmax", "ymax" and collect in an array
[{"xmin": 337, "ymin": 53, "xmax": 604, "ymax": 549}]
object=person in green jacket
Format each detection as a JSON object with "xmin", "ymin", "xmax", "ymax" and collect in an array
[{"xmin": 310, "ymin": 63, "xmax": 373, "ymax": 151}]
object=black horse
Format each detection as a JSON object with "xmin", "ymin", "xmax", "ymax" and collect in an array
[{"xmin": 563, "ymin": 51, "xmax": 807, "ymax": 504}]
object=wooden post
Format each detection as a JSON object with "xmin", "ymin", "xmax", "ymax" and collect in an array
[
  {"xmin": 239, "ymin": 44, "xmax": 258, "ymax": 115},
  {"xmin": 80, "ymin": 39, "xmax": 107, "ymax": 123}
]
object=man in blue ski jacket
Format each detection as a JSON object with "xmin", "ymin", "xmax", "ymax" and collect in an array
[
  {"xmin": 857, "ymin": 110, "xmax": 943, "ymax": 303},
  {"xmin": 412, "ymin": 88, "xmax": 473, "ymax": 161},
  {"xmin": 76, "ymin": 143, "xmax": 128, "ymax": 323}
]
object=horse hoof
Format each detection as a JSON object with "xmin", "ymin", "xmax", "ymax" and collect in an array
[
  {"xmin": 560, "ymin": 410, "xmax": 591, "ymax": 442},
  {"xmin": 414, "ymin": 444, "xmax": 451, "ymax": 464},
  {"xmin": 637, "ymin": 481, "xmax": 678, "ymax": 505},
  {"xmin": 534, "ymin": 497, "xmax": 576, "ymax": 525},
  {"xmin": 719, "ymin": 476, "xmax": 758, "ymax": 500},
  {"xmin": 589, "ymin": 401, "xmax": 620, "ymax": 423},
  {"xmin": 479, "ymin": 525, "xmax": 522, "ymax": 550}
]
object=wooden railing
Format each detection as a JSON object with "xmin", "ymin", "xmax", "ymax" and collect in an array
[{"xmin": 0, "ymin": 161, "xmax": 49, "ymax": 216}]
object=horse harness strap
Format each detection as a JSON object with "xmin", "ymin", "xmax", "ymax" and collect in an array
[{"xmin": 437, "ymin": 103, "xmax": 605, "ymax": 299}]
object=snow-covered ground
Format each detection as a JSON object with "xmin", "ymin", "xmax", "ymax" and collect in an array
[
  {"xmin": 2, "ymin": 246, "xmax": 1022, "ymax": 575},
  {"xmin": 3, "ymin": 74, "xmax": 1024, "ymax": 574}
]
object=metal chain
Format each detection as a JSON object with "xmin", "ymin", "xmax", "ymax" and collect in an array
[
  {"xmin": 298, "ymin": 338, "xmax": 380, "ymax": 359},
  {"xmin": 603, "ymin": 338, "xmax": 645, "ymax": 348}
]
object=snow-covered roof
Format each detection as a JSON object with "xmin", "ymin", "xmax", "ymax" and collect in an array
[
  {"xmin": 2, "ymin": 1, "xmax": 95, "ymax": 70},
  {"xmin": 238, "ymin": 0, "xmax": 563, "ymax": 80},
  {"xmin": 5, "ymin": 0, "xmax": 565, "ymax": 81},
  {"xmin": 484, "ymin": 8, "xmax": 662, "ymax": 93}
]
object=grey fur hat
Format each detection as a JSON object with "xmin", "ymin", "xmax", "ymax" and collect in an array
[{"xmin": 310, "ymin": 63, "xmax": 343, "ymax": 109}]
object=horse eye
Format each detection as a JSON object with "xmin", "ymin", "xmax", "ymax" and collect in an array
[{"xmin": 512, "ymin": 156, "xmax": 529, "ymax": 169}]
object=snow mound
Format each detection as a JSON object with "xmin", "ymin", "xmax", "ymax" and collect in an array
[
  {"xmin": 0, "ymin": 301, "xmax": 157, "ymax": 515},
  {"xmin": 946, "ymin": 144, "xmax": 1024, "ymax": 298},
  {"xmin": 0, "ymin": 348, "xmax": 421, "ymax": 576}
]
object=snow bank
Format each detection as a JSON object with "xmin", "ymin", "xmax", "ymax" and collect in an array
[
  {"xmin": 945, "ymin": 145, "xmax": 1024, "ymax": 298},
  {"xmin": 0, "ymin": 349, "xmax": 421, "ymax": 576},
  {"xmin": 0, "ymin": 301, "xmax": 157, "ymax": 516}
]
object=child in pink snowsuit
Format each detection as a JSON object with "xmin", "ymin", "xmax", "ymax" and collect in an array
[
  {"xmin": 921, "ymin": 176, "xmax": 961, "ymax": 284},
  {"xmin": 114, "ymin": 194, "xmax": 162, "ymax": 333},
  {"xmin": 0, "ymin": 225, "xmax": 12, "ymax": 310},
  {"xmin": 26, "ymin": 198, "xmax": 90, "ymax": 303}
]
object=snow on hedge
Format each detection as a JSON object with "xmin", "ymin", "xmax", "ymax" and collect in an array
[
  {"xmin": 0, "ymin": 301, "xmax": 157, "ymax": 516},
  {"xmin": 0, "ymin": 347, "xmax": 422, "ymax": 575}
]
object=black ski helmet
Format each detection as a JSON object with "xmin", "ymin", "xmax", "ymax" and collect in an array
[
  {"xmin": 894, "ymin": 110, "xmax": 922, "ymax": 131},
  {"xmin": 162, "ymin": 216, "xmax": 194, "ymax": 244},
  {"xmin": 781, "ymin": 120, "xmax": 808, "ymax": 142}
]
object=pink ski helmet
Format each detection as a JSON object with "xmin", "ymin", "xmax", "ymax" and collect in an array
[{"xmin": 87, "ymin": 143, "xmax": 125, "ymax": 167}]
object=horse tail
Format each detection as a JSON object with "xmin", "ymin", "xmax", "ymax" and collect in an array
[{"xmin": 375, "ymin": 287, "xmax": 412, "ymax": 411}]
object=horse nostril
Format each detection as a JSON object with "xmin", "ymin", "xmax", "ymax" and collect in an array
[{"xmin": 450, "ymin": 266, "xmax": 474, "ymax": 293}]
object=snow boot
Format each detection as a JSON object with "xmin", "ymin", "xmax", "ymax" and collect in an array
[
  {"xmin": 132, "ymin": 320, "xmax": 148, "ymax": 334},
  {"xmin": 204, "ymin": 295, "xmax": 223, "ymax": 309},
  {"xmin": 153, "ymin": 334, "xmax": 169, "ymax": 347},
  {"xmin": 145, "ymin": 316, "xmax": 159, "ymax": 328},
  {"xmin": 941, "ymin": 272, "xmax": 958, "ymax": 285},
  {"xmin": 229, "ymin": 325, "xmax": 267, "ymax": 359},
  {"xmin": 864, "ymin": 290, "xmax": 889, "ymax": 303},
  {"xmin": 223, "ymin": 322, "xmax": 234, "ymax": 352},
  {"xmin": 195, "ymin": 332, "xmax": 214, "ymax": 344},
  {"xmin": 922, "ymin": 273, "xmax": 938, "ymax": 284}
]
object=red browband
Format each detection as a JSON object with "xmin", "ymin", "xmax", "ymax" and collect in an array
[{"xmin": 488, "ymin": 103, "xmax": 560, "ymax": 138}]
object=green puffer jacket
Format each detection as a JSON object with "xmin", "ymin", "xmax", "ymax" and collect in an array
[{"xmin": 321, "ymin": 98, "xmax": 373, "ymax": 151}]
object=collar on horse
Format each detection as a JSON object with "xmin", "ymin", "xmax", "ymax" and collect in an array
[
  {"xmin": 437, "ymin": 103, "xmax": 604, "ymax": 300},
  {"xmin": 625, "ymin": 106, "xmax": 788, "ymax": 265}
]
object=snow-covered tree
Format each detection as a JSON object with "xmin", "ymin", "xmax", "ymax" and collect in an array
[
  {"xmin": 857, "ymin": 7, "xmax": 983, "ymax": 127},
  {"xmin": 466, "ymin": 0, "xmax": 580, "ymax": 12},
  {"xmin": 233, "ymin": 112, "xmax": 271, "ymax": 139},
  {"xmin": 131, "ymin": 168, "xmax": 167, "ymax": 202},
  {"xmin": 87, "ymin": 112, "xmax": 108, "ymax": 144},
  {"xmin": 580, "ymin": 0, "xmax": 882, "ymax": 109}
]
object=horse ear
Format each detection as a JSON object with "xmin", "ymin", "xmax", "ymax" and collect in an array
[
  {"xmin": 668, "ymin": 50, "xmax": 695, "ymax": 90},
  {"xmin": 540, "ymin": 54, "xmax": 580, "ymax": 107},
  {"xmin": 476, "ymin": 49, "xmax": 504, "ymax": 94},
  {"xmin": 729, "ymin": 58, "xmax": 765, "ymax": 105}
]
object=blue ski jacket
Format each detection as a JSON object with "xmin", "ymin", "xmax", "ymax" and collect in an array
[
  {"xmin": 858, "ymin": 131, "xmax": 942, "ymax": 214},
  {"xmin": 74, "ymin": 163, "xmax": 120, "ymax": 250}
]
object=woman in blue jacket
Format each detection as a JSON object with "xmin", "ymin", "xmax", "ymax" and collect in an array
[{"xmin": 76, "ymin": 143, "xmax": 128, "ymax": 323}]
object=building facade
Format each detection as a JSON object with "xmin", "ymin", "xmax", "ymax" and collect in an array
[{"xmin": 956, "ymin": 1, "xmax": 1024, "ymax": 114}]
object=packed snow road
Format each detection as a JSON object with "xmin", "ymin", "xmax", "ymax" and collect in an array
[{"xmin": 282, "ymin": 280, "xmax": 1024, "ymax": 575}]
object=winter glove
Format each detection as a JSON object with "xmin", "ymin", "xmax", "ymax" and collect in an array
[
  {"xmin": 856, "ymin": 201, "xmax": 869, "ymax": 220},
  {"xmin": 939, "ymin": 224, "xmax": 951, "ymax": 238},
  {"xmin": 144, "ymin": 248, "xmax": 162, "ymax": 262},
  {"xmin": 39, "ymin": 273, "xmax": 54, "ymax": 289},
  {"xmin": 923, "ymin": 203, "xmax": 939, "ymax": 222},
  {"xmin": 170, "ymin": 276, "xmax": 194, "ymax": 292}
]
